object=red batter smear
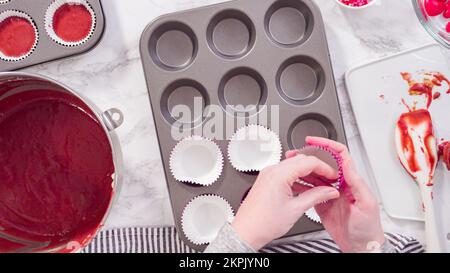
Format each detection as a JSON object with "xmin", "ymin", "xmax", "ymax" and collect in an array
[
  {"xmin": 340, "ymin": 0, "xmax": 369, "ymax": 7},
  {"xmin": 396, "ymin": 110, "xmax": 437, "ymax": 184},
  {"xmin": 53, "ymin": 3, "xmax": 93, "ymax": 43},
  {"xmin": 0, "ymin": 16, "xmax": 36, "ymax": 58},
  {"xmin": 0, "ymin": 89, "xmax": 114, "ymax": 253},
  {"xmin": 401, "ymin": 71, "xmax": 450, "ymax": 109}
]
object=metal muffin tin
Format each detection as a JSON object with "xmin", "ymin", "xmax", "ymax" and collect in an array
[
  {"xmin": 140, "ymin": 0, "xmax": 346, "ymax": 251},
  {"xmin": 0, "ymin": 0, "xmax": 105, "ymax": 71}
]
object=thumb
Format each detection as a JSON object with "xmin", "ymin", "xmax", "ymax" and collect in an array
[{"xmin": 291, "ymin": 186, "xmax": 340, "ymax": 213}]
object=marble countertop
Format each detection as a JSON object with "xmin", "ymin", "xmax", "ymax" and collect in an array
[{"xmin": 23, "ymin": 0, "xmax": 437, "ymax": 244}]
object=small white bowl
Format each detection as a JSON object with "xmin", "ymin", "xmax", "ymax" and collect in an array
[{"xmin": 335, "ymin": 0, "xmax": 378, "ymax": 10}]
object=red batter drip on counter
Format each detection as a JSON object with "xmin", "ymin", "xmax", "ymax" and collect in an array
[
  {"xmin": 396, "ymin": 109, "xmax": 437, "ymax": 184},
  {"xmin": 0, "ymin": 16, "xmax": 36, "ymax": 58},
  {"xmin": 0, "ymin": 90, "xmax": 114, "ymax": 252},
  {"xmin": 53, "ymin": 3, "xmax": 93, "ymax": 42},
  {"xmin": 340, "ymin": 0, "xmax": 369, "ymax": 7}
]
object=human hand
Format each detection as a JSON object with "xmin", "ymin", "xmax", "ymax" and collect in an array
[
  {"xmin": 231, "ymin": 153, "xmax": 340, "ymax": 250},
  {"xmin": 286, "ymin": 137, "xmax": 386, "ymax": 253}
]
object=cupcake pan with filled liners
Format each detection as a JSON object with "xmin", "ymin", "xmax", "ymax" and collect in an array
[
  {"xmin": 140, "ymin": 0, "xmax": 347, "ymax": 251},
  {"xmin": 0, "ymin": 0, "xmax": 104, "ymax": 71}
]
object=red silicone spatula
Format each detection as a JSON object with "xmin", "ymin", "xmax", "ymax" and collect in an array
[{"xmin": 395, "ymin": 109, "xmax": 441, "ymax": 252}]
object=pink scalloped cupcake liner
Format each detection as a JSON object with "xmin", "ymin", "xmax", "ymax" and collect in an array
[{"xmin": 298, "ymin": 144, "xmax": 346, "ymax": 191}]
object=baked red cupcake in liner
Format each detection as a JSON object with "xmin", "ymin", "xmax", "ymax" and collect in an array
[
  {"xmin": 297, "ymin": 144, "xmax": 346, "ymax": 191},
  {"xmin": 45, "ymin": 0, "xmax": 96, "ymax": 47},
  {"xmin": 0, "ymin": 10, "xmax": 38, "ymax": 62}
]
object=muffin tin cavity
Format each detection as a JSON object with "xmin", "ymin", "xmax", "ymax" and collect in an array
[
  {"xmin": 207, "ymin": 9, "xmax": 255, "ymax": 59},
  {"xmin": 0, "ymin": 0, "xmax": 105, "ymax": 71},
  {"xmin": 140, "ymin": 0, "xmax": 347, "ymax": 252},
  {"xmin": 219, "ymin": 67, "xmax": 267, "ymax": 113},
  {"xmin": 161, "ymin": 79, "xmax": 209, "ymax": 126},
  {"xmin": 149, "ymin": 22, "xmax": 197, "ymax": 71},
  {"xmin": 288, "ymin": 114, "xmax": 337, "ymax": 149},
  {"xmin": 277, "ymin": 56, "xmax": 325, "ymax": 105},
  {"xmin": 265, "ymin": 0, "xmax": 314, "ymax": 47}
]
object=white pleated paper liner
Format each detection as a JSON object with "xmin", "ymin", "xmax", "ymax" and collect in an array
[
  {"xmin": 0, "ymin": 10, "xmax": 38, "ymax": 62},
  {"xmin": 181, "ymin": 194, "xmax": 234, "ymax": 245},
  {"xmin": 45, "ymin": 0, "xmax": 96, "ymax": 47},
  {"xmin": 228, "ymin": 124, "xmax": 282, "ymax": 172},
  {"xmin": 170, "ymin": 136, "xmax": 224, "ymax": 186},
  {"xmin": 305, "ymin": 208, "xmax": 321, "ymax": 224},
  {"xmin": 297, "ymin": 145, "xmax": 345, "ymax": 190}
]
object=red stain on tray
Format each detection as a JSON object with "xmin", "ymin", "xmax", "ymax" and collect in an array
[
  {"xmin": 400, "ymin": 71, "xmax": 450, "ymax": 109},
  {"xmin": 0, "ymin": 16, "xmax": 36, "ymax": 58},
  {"xmin": 53, "ymin": 3, "xmax": 93, "ymax": 42},
  {"xmin": 0, "ymin": 90, "xmax": 114, "ymax": 252}
]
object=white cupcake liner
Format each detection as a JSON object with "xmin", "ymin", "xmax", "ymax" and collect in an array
[
  {"xmin": 0, "ymin": 1, "xmax": 11, "ymax": 4},
  {"xmin": 45, "ymin": 0, "xmax": 96, "ymax": 47},
  {"xmin": 169, "ymin": 136, "xmax": 224, "ymax": 186},
  {"xmin": 305, "ymin": 208, "xmax": 321, "ymax": 224},
  {"xmin": 228, "ymin": 124, "xmax": 282, "ymax": 172},
  {"xmin": 181, "ymin": 194, "xmax": 234, "ymax": 245},
  {"xmin": 0, "ymin": 10, "xmax": 38, "ymax": 62}
]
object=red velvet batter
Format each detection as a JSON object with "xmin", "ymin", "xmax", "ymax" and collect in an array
[
  {"xmin": 397, "ymin": 109, "xmax": 436, "ymax": 186},
  {"xmin": 0, "ymin": 16, "xmax": 36, "ymax": 58},
  {"xmin": 53, "ymin": 3, "xmax": 93, "ymax": 42},
  {"xmin": 0, "ymin": 89, "xmax": 114, "ymax": 253}
]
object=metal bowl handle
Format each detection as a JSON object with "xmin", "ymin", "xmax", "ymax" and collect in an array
[{"xmin": 102, "ymin": 108, "xmax": 124, "ymax": 131}]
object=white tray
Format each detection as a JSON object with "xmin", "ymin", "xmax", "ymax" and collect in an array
[{"xmin": 346, "ymin": 44, "xmax": 450, "ymax": 223}]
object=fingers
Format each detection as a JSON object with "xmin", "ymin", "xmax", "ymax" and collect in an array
[
  {"xmin": 305, "ymin": 137, "xmax": 375, "ymax": 203},
  {"xmin": 306, "ymin": 137, "xmax": 348, "ymax": 153},
  {"xmin": 291, "ymin": 186, "xmax": 340, "ymax": 213},
  {"xmin": 341, "ymin": 159, "xmax": 374, "ymax": 204},
  {"xmin": 285, "ymin": 150, "xmax": 299, "ymax": 159},
  {"xmin": 275, "ymin": 155, "xmax": 339, "ymax": 186}
]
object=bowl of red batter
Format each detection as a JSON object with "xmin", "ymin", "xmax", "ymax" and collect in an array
[{"xmin": 0, "ymin": 72, "xmax": 123, "ymax": 253}]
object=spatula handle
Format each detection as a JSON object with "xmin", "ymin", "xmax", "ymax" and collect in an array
[{"xmin": 420, "ymin": 185, "xmax": 442, "ymax": 253}]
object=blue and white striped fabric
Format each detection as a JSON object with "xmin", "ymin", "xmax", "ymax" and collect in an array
[{"xmin": 81, "ymin": 227, "xmax": 424, "ymax": 253}]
